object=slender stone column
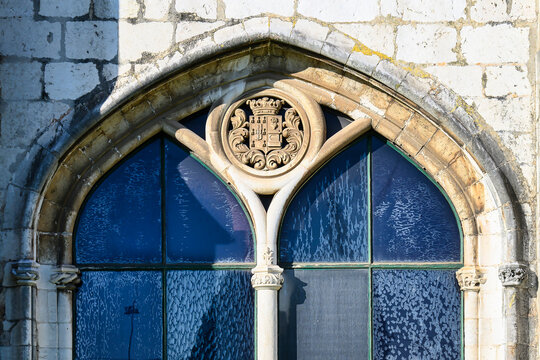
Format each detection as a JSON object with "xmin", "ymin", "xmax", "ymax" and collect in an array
[
  {"xmin": 251, "ymin": 248, "xmax": 284, "ymax": 360},
  {"xmin": 456, "ymin": 266, "xmax": 486, "ymax": 360}
]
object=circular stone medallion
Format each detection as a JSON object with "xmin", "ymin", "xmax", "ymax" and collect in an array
[{"xmin": 221, "ymin": 90, "xmax": 310, "ymax": 177}]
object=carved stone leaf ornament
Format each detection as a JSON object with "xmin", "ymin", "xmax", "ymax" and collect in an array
[{"xmin": 226, "ymin": 96, "xmax": 305, "ymax": 172}]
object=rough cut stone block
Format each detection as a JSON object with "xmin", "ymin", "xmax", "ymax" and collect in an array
[
  {"xmin": 485, "ymin": 65, "xmax": 531, "ymax": 97},
  {"xmin": 176, "ymin": 0, "xmax": 217, "ymax": 19},
  {"xmin": 0, "ymin": 62, "xmax": 42, "ymax": 100},
  {"xmin": 39, "ymin": 0, "xmax": 90, "ymax": 17},
  {"xmin": 0, "ymin": 0, "xmax": 33, "ymax": 17},
  {"xmin": 0, "ymin": 19, "xmax": 61, "ymax": 58},
  {"xmin": 102, "ymin": 63, "xmax": 131, "ymax": 81},
  {"xmin": 291, "ymin": 19, "xmax": 328, "ymax": 52},
  {"xmin": 461, "ymin": 25, "xmax": 529, "ymax": 63},
  {"xmin": 94, "ymin": 0, "xmax": 139, "ymax": 19},
  {"xmin": 298, "ymin": 0, "xmax": 378, "ymax": 21},
  {"xmin": 396, "ymin": 0, "xmax": 466, "ymax": 21},
  {"xmin": 471, "ymin": 0, "xmax": 536, "ymax": 21},
  {"xmin": 424, "ymin": 65, "xmax": 483, "ymax": 97},
  {"xmin": 498, "ymin": 131, "xmax": 535, "ymax": 164},
  {"xmin": 66, "ymin": 21, "xmax": 118, "ymax": 60},
  {"xmin": 474, "ymin": 97, "xmax": 532, "ymax": 132},
  {"xmin": 334, "ymin": 24, "xmax": 394, "ymax": 55},
  {"xmin": 118, "ymin": 22, "xmax": 173, "ymax": 61},
  {"xmin": 397, "ymin": 24, "xmax": 457, "ymax": 63},
  {"xmin": 269, "ymin": 18, "xmax": 292, "ymax": 40},
  {"xmin": 45, "ymin": 62, "xmax": 99, "ymax": 100},
  {"xmin": 224, "ymin": 0, "xmax": 294, "ymax": 18},
  {"xmin": 175, "ymin": 21, "xmax": 224, "ymax": 42},
  {"xmin": 213, "ymin": 23, "xmax": 246, "ymax": 45},
  {"xmin": 144, "ymin": 0, "xmax": 171, "ymax": 19}
]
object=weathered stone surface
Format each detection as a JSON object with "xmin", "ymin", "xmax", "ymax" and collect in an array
[
  {"xmin": 118, "ymin": 22, "xmax": 173, "ymax": 61},
  {"xmin": 102, "ymin": 63, "xmax": 131, "ymax": 81},
  {"xmin": 396, "ymin": 24, "xmax": 457, "ymax": 63},
  {"xmin": 176, "ymin": 0, "xmax": 217, "ymax": 19},
  {"xmin": 175, "ymin": 20, "xmax": 224, "ymax": 42},
  {"xmin": 39, "ymin": 0, "xmax": 90, "ymax": 17},
  {"xmin": 425, "ymin": 65, "xmax": 483, "ymax": 97},
  {"xmin": 45, "ymin": 63, "xmax": 99, "ymax": 100},
  {"xmin": 0, "ymin": 62, "xmax": 42, "ymax": 100},
  {"xmin": 0, "ymin": 0, "xmax": 33, "ymax": 17},
  {"xmin": 334, "ymin": 24, "xmax": 395, "ymax": 55},
  {"xmin": 485, "ymin": 66, "xmax": 531, "ymax": 97},
  {"xmin": 144, "ymin": 0, "xmax": 172, "ymax": 20},
  {"xmin": 474, "ymin": 97, "xmax": 533, "ymax": 132},
  {"xmin": 461, "ymin": 25, "xmax": 529, "ymax": 63},
  {"xmin": 224, "ymin": 0, "xmax": 294, "ymax": 18},
  {"xmin": 470, "ymin": 0, "xmax": 536, "ymax": 21},
  {"xmin": 396, "ymin": 0, "xmax": 466, "ymax": 21},
  {"xmin": 298, "ymin": 0, "xmax": 378, "ymax": 21},
  {"xmin": 66, "ymin": 21, "xmax": 118, "ymax": 60},
  {"xmin": 94, "ymin": 0, "xmax": 139, "ymax": 19},
  {"xmin": 291, "ymin": 19, "xmax": 328, "ymax": 51},
  {"xmin": 0, "ymin": 20, "xmax": 61, "ymax": 58}
]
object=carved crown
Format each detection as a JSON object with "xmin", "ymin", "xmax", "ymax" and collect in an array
[{"xmin": 246, "ymin": 97, "xmax": 284, "ymax": 115}]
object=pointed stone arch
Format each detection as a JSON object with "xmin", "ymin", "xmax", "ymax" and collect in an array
[{"xmin": 9, "ymin": 39, "xmax": 529, "ymax": 359}]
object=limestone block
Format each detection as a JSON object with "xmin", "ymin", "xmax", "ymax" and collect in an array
[
  {"xmin": 66, "ymin": 21, "xmax": 118, "ymax": 60},
  {"xmin": 176, "ymin": 0, "xmax": 217, "ymax": 19},
  {"xmin": 474, "ymin": 97, "xmax": 532, "ymax": 132},
  {"xmin": 0, "ymin": 19, "xmax": 61, "ymax": 58},
  {"xmin": 224, "ymin": 0, "xmax": 294, "ymax": 18},
  {"xmin": 0, "ymin": 62, "xmax": 42, "ymax": 100},
  {"xmin": 0, "ymin": 101, "xmax": 71, "ymax": 148},
  {"xmin": 0, "ymin": 0, "xmax": 33, "ymax": 17},
  {"xmin": 384, "ymin": 101, "xmax": 412, "ymax": 128},
  {"xmin": 45, "ymin": 63, "xmax": 99, "ymax": 100},
  {"xmin": 269, "ymin": 18, "xmax": 292, "ymax": 40},
  {"xmin": 213, "ymin": 23, "xmax": 246, "ymax": 45},
  {"xmin": 484, "ymin": 65, "xmax": 531, "ymax": 97},
  {"xmin": 380, "ymin": 0, "xmax": 398, "ymax": 16},
  {"xmin": 291, "ymin": 19, "xmax": 328, "ymax": 52},
  {"xmin": 144, "ymin": 0, "xmax": 171, "ymax": 20},
  {"xmin": 102, "ymin": 63, "xmax": 131, "ymax": 81},
  {"xmin": 39, "ymin": 0, "xmax": 90, "ymax": 17},
  {"xmin": 334, "ymin": 24, "xmax": 395, "ymax": 56},
  {"xmin": 396, "ymin": 0, "xmax": 466, "ymax": 21},
  {"xmin": 37, "ymin": 322, "xmax": 57, "ymax": 349},
  {"xmin": 118, "ymin": 22, "xmax": 173, "ymax": 61},
  {"xmin": 321, "ymin": 31, "xmax": 355, "ymax": 65},
  {"xmin": 470, "ymin": 0, "xmax": 536, "ymax": 21},
  {"xmin": 498, "ymin": 131, "xmax": 535, "ymax": 164},
  {"xmin": 243, "ymin": 17, "xmax": 269, "ymax": 39},
  {"xmin": 94, "ymin": 0, "xmax": 139, "ymax": 19},
  {"xmin": 461, "ymin": 25, "xmax": 529, "ymax": 63},
  {"xmin": 424, "ymin": 65, "xmax": 483, "ymax": 97},
  {"xmin": 396, "ymin": 25, "xmax": 457, "ymax": 63},
  {"xmin": 298, "ymin": 0, "xmax": 378, "ymax": 21},
  {"xmin": 175, "ymin": 21, "xmax": 224, "ymax": 42}
]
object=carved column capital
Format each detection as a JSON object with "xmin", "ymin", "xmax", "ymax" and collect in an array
[
  {"xmin": 499, "ymin": 263, "xmax": 528, "ymax": 287},
  {"xmin": 50, "ymin": 265, "xmax": 81, "ymax": 291},
  {"xmin": 252, "ymin": 247, "xmax": 284, "ymax": 290},
  {"xmin": 456, "ymin": 267, "xmax": 486, "ymax": 291},
  {"xmin": 11, "ymin": 260, "xmax": 40, "ymax": 286}
]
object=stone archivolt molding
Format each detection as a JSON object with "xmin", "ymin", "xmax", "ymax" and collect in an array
[
  {"xmin": 456, "ymin": 267, "xmax": 487, "ymax": 292},
  {"xmin": 10, "ymin": 260, "xmax": 40, "ymax": 286},
  {"xmin": 498, "ymin": 263, "xmax": 528, "ymax": 287},
  {"xmin": 50, "ymin": 265, "xmax": 81, "ymax": 291}
]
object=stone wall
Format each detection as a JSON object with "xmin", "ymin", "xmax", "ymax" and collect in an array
[{"xmin": 0, "ymin": 0, "xmax": 538, "ymax": 359}]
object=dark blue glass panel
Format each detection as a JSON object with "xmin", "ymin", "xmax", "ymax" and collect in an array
[
  {"xmin": 75, "ymin": 271, "xmax": 162, "ymax": 360},
  {"xmin": 322, "ymin": 106, "xmax": 353, "ymax": 139},
  {"xmin": 372, "ymin": 137, "xmax": 460, "ymax": 262},
  {"xmin": 76, "ymin": 139, "xmax": 162, "ymax": 263},
  {"xmin": 279, "ymin": 138, "xmax": 369, "ymax": 263},
  {"xmin": 372, "ymin": 270, "xmax": 461, "ymax": 359},
  {"xmin": 181, "ymin": 108, "xmax": 209, "ymax": 140},
  {"xmin": 164, "ymin": 138, "xmax": 253, "ymax": 263},
  {"xmin": 167, "ymin": 270, "xmax": 254, "ymax": 358},
  {"xmin": 279, "ymin": 269, "xmax": 369, "ymax": 360}
]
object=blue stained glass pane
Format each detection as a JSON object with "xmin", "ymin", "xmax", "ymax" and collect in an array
[
  {"xmin": 279, "ymin": 138, "xmax": 369, "ymax": 263},
  {"xmin": 76, "ymin": 139, "xmax": 162, "ymax": 263},
  {"xmin": 372, "ymin": 269, "xmax": 461, "ymax": 359},
  {"xmin": 181, "ymin": 108, "xmax": 209, "ymax": 140},
  {"xmin": 167, "ymin": 270, "xmax": 254, "ymax": 359},
  {"xmin": 372, "ymin": 137, "xmax": 461, "ymax": 262},
  {"xmin": 278, "ymin": 269, "xmax": 369, "ymax": 360},
  {"xmin": 75, "ymin": 271, "xmax": 163, "ymax": 360},
  {"xmin": 322, "ymin": 106, "xmax": 353, "ymax": 139},
  {"xmin": 164, "ymin": 138, "xmax": 253, "ymax": 263}
]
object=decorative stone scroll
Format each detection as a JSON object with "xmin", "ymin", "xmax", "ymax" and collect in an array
[
  {"xmin": 50, "ymin": 265, "xmax": 81, "ymax": 291},
  {"xmin": 456, "ymin": 267, "xmax": 486, "ymax": 291},
  {"xmin": 499, "ymin": 263, "xmax": 528, "ymax": 287},
  {"xmin": 222, "ymin": 91, "xmax": 310, "ymax": 176},
  {"xmin": 11, "ymin": 260, "xmax": 40, "ymax": 286}
]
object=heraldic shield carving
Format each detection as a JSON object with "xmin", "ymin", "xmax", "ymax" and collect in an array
[{"xmin": 222, "ymin": 92, "xmax": 309, "ymax": 174}]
